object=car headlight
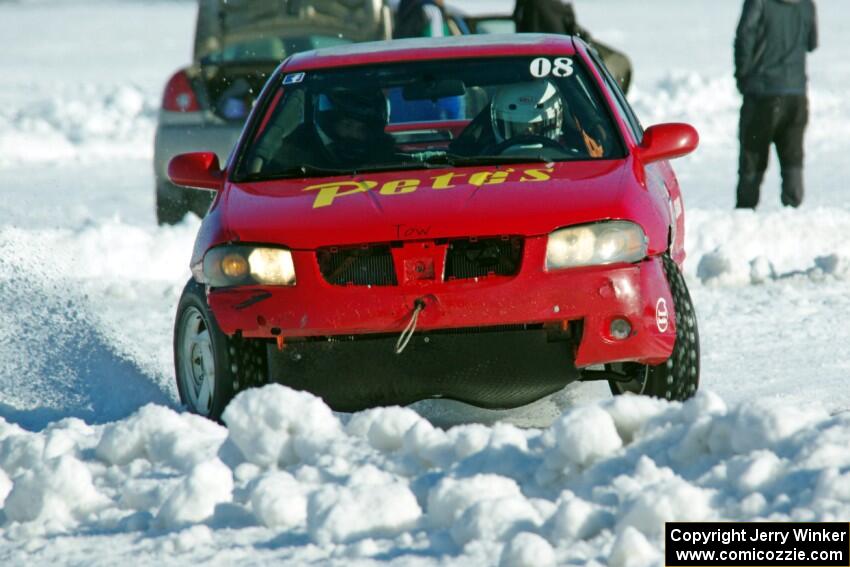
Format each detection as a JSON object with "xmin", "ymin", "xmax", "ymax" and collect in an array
[
  {"xmin": 546, "ymin": 221, "xmax": 648, "ymax": 270},
  {"xmin": 203, "ymin": 245, "xmax": 296, "ymax": 286}
]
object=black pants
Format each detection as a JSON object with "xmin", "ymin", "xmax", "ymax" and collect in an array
[{"xmin": 736, "ymin": 94, "xmax": 808, "ymax": 208}]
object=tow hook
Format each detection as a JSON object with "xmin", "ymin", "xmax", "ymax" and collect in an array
[{"xmin": 394, "ymin": 298, "xmax": 427, "ymax": 355}]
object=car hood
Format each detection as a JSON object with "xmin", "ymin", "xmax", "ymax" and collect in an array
[
  {"xmin": 193, "ymin": 0, "xmax": 388, "ymax": 62},
  {"xmin": 222, "ymin": 159, "xmax": 661, "ymax": 249}
]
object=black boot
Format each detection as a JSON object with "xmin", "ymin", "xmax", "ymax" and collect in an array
[
  {"xmin": 735, "ymin": 172, "xmax": 764, "ymax": 209},
  {"xmin": 781, "ymin": 167, "xmax": 804, "ymax": 208}
]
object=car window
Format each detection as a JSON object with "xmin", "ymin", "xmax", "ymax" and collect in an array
[
  {"xmin": 203, "ymin": 36, "xmax": 352, "ymax": 65},
  {"xmin": 234, "ymin": 56, "xmax": 626, "ymax": 181},
  {"xmin": 586, "ymin": 47, "xmax": 643, "ymax": 143}
]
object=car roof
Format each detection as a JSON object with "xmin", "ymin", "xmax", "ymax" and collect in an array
[{"xmin": 284, "ymin": 34, "xmax": 578, "ymax": 71}]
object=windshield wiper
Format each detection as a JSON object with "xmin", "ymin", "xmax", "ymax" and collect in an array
[
  {"xmin": 352, "ymin": 161, "xmax": 450, "ymax": 173},
  {"xmin": 239, "ymin": 164, "xmax": 353, "ymax": 182},
  {"xmin": 425, "ymin": 153, "xmax": 555, "ymax": 167}
]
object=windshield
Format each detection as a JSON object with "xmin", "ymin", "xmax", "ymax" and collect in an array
[
  {"xmin": 202, "ymin": 35, "xmax": 352, "ymax": 65},
  {"xmin": 235, "ymin": 56, "xmax": 624, "ymax": 181}
]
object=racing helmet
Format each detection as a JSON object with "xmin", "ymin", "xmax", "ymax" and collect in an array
[
  {"xmin": 490, "ymin": 80, "xmax": 564, "ymax": 143},
  {"xmin": 315, "ymin": 88, "xmax": 389, "ymax": 143}
]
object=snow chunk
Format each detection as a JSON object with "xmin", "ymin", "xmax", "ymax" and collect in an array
[
  {"xmin": 0, "ymin": 429, "xmax": 47, "ymax": 477},
  {"xmin": 402, "ymin": 419, "xmax": 453, "ymax": 467},
  {"xmin": 608, "ymin": 527, "xmax": 662, "ymax": 567},
  {"xmin": 545, "ymin": 406, "xmax": 623, "ymax": 471},
  {"xmin": 618, "ymin": 458, "xmax": 714, "ymax": 536},
  {"xmin": 450, "ymin": 496, "xmax": 543, "ymax": 545},
  {"xmin": 500, "ymin": 532, "xmax": 556, "ymax": 567},
  {"xmin": 346, "ymin": 406, "xmax": 422, "ymax": 451},
  {"xmin": 222, "ymin": 385, "xmax": 342, "ymax": 468},
  {"xmin": 814, "ymin": 468, "xmax": 850, "ymax": 505},
  {"xmin": 96, "ymin": 404, "xmax": 226, "ymax": 470},
  {"xmin": 602, "ymin": 395, "xmax": 668, "ymax": 443},
  {"xmin": 697, "ymin": 249, "xmax": 732, "ymax": 284},
  {"xmin": 447, "ymin": 423, "xmax": 492, "ymax": 459},
  {"xmin": 250, "ymin": 471, "xmax": 308, "ymax": 529},
  {"xmin": 749, "ymin": 256, "xmax": 776, "ymax": 284},
  {"xmin": 548, "ymin": 491, "xmax": 611, "ymax": 541},
  {"xmin": 160, "ymin": 525, "xmax": 215, "ymax": 555},
  {"xmin": 307, "ymin": 482, "xmax": 421, "ymax": 544},
  {"xmin": 739, "ymin": 493, "xmax": 768, "ymax": 516},
  {"xmin": 0, "ymin": 418, "xmax": 97, "ymax": 477},
  {"xmin": 732, "ymin": 451, "xmax": 785, "ymax": 493},
  {"xmin": 156, "ymin": 459, "xmax": 233, "ymax": 529},
  {"xmin": 0, "ymin": 468, "xmax": 11, "ymax": 508},
  {"xmin": 709, "ymin": 400, "xmax": 828, "ymax": 454},
  {"xmin": 4, "ymin": 455, "xmax": 107, "ymax": 529},
  {"xmin": 427, "ymin": 474, "xmax": 522, "ymax": 529}
]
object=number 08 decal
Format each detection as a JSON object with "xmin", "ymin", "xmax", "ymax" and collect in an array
[{"xmin": 530, "ymin": 57, "xmax": 574, "ymax": 78}]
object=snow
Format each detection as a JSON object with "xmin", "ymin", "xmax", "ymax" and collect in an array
[
  {"xmin": 2, "ymin": 388, "xmax": 850, "ymax": 564},
  {"xmin": 499, "ymin": 532, "xmax": 556, "ymax": 567},
  {"xmin": 1, "ymin": 0, "xmax": 850, "ymax": 565},
  {"xmin": 0, "ymin": 85, "xmax": 156, "ymax": 167}
]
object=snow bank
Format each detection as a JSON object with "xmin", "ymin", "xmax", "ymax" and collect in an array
[
  {"xmin": 631, "ymin": 71, "xmax": 850, "ymax": 150},
  {"xmin": 686, "ymin": 208, "xmax": 850, "ymax": 286},
  {"xmin": 0, "ymin": 84, "xmax": 156, "ymax": 167},
  {"xmin": 0, "ymin": 218, "xmax": 198, "ymax": 429},
  {"xmin": 0, "ymin": 213, "xmax": 197, "ymax": 284},
  {"xmin": 1, "ymin": 385, "xmax": 848, "ymax": 564},
  {"xmin": 630, "ymin": 72, "xmax": 740, "ymax": 147}
]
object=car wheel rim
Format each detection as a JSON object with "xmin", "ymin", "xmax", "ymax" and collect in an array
[{"xmin": 179, "ymin": 307, "xmax": 215, "ymax": 415}]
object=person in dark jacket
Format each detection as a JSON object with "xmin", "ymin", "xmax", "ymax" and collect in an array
[
  {"xmin": 513, "ymin": 0, "xmax": 632, "ymax": 93},
  {"xmin": 393, "ymin": 0, "xmax": 449, "ymax": 39},
  {"xmin": 734, "ymin": 0, "xmax": 818, "ymax": 209},
  {"xmin": 514, "ymin": 0, "xmax": 579, "ymax": 36}
]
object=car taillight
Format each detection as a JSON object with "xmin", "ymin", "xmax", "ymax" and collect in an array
[{"xmin": 162, "ymin": 70, "xmax": 200, "ymax": 112}]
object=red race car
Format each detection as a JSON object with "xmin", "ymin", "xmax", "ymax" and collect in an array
[{"xmin": 169, "ymin": 34, "xmax": 700, "ymax": 421}]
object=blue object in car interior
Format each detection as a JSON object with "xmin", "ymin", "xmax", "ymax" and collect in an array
[
  {"xmin": 222, "ymin": 98, "xmax": 248, "ymax": 120},
  {"xmin": 387, "ymin": 88, "xmax": 464, "ymax": 123}
]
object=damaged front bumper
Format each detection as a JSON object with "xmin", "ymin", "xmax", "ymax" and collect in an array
[{"xmin": 207, "ymin": 237, "xmax": 677, "ymax": 367}]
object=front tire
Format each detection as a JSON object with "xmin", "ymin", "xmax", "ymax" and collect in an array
[
  {"xmin": 173, "ymin": 280, "xmax": 268, "ymax": 421},
  {"xmin": 608, "ymin": 255, "xmax": 700, "ymax": 400}
]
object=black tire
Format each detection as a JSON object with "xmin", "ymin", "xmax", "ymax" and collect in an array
[
  {"xmin": 608, "ymin": 255, "xmax": 700, "ymax": 401},
  {"xmin": 173, "ymin": 279, "xmax": 268, "ymax": 421}
]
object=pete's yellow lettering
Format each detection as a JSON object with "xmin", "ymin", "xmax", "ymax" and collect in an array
[
  {"xmin": 304, "ymin": 180, "xmax": 377, "ymax": 208},
  {"xmin": 469, "ymin": 169, "xmax": 512, "ymax": 187},
  {"xmin": 520, "ymin": 168, "xmax": 554, "ymax": 182},
  {"xmin": 431, "ymin": 172, "xmax": 466, "ymax": 190},
  {"xmin": 380, "ymin": 179, "xmax": 420, "ymax": 195}
]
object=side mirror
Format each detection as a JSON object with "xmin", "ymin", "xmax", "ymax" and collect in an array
[
  {"xmin": 637, "ymin": 123, "xmax": 699, "ymax": 165},
  {"xmin": 168, "ymin": 152, "xmax": 224, "ymax": 192}
]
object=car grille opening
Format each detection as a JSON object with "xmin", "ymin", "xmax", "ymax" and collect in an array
[
  {"xmin": 317, "ymin": 245, "xmax": 397, "ymax": 286},
  {"xmin": 445, "ymin": 236, "xmax": 523, "ymax": 280}
]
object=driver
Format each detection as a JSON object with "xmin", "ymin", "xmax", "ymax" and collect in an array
[
  {"xmin": 488, "ymin": 80, "xmax": 565, "ymax": 153},
  {"xmin": 314, "ymin": 89, "xmax": 398, "ymax": 168},
  {"xmin": 486, "ymin": 79, "xmax": 606, "ymax": 158}
]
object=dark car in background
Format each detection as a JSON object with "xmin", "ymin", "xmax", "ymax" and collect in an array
[{"xmin": 154, "ymin": 0, "xmax": 391, "ymax": 224}]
